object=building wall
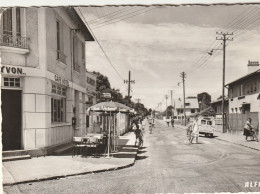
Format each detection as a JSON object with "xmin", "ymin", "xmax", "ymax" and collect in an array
[
  {"xmin": 45, "ymin": 8, "xmax": 86, "ymax": 88},
  {"xmin": 229, "ymin": 93, "xmax": 260, "ymax": 113},
  {"xmin": 228, "ymin": 73, "xmax": 260, "ymax": 99},
  {"xmin": 1, "ymin": 7, "xmax": 90, "ymax": 151}
]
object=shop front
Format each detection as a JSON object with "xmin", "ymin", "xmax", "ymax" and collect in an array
[{"xmin": 1, "ymin": 65, "xmax": 87, "ymax": 153}]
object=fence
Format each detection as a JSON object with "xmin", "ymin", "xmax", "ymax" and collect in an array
[{"xmin": 227, "ymin": 112, "xmax": 259, "ymax": 134}]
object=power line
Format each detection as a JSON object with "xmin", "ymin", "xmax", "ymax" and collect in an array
[
  {"xmin": 88, "ymin": 7, "xmax": 136, "ymax": 24},
  {"xmin": 92, "ymin": 7, "xmax": 157, "ymax": 30},
  {"xmin": 90, "ymin": 7, "xmax": 149, "ymax": 27},
  {"xmin": 77, "ymin": 7, "xmax": 124, "ymax": 81}
]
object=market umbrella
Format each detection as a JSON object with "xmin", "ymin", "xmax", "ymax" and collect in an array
[{"xmin": 87, "ymin": 101, "xmax": 133, "ymax": 157}]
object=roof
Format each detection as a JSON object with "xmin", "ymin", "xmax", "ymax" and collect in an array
[
  {"xmin": 64, "ymin": 7, "xmax": 94, "ymax": 41},
  {"xmin": 211, "ymin": 97, "xmax": 228, "ymax": 104},
  {"xmin": 175, "ymin": 98, "xmax": 199, "ymax": 109},
  {"xmin": 225, "ymin": 69, "xmax": 260, "ymax": 86}
]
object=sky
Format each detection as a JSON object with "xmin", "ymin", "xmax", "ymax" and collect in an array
[{"xmin": 77, "ymin": 4, "xmax": 260, "ymax": 110}]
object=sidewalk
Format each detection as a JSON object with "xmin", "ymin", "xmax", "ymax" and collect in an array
[
  {"xmin": 175, "ymin": 124, "xmax": 260, "ymax": 151},
  {"xmin": 3, "ymin": 132, "xmax": 138, "ymax": 186},
  {"xmin": 214, "ymin": 131, "xmax": 260, "ymax": 151}
]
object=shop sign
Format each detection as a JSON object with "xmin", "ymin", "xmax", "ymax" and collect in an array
[
  {"xmin": 1, "ymin": 65, "xmax": 26, "ymax": 75},
  {"xmin": 54, "ymin": 74, "xmax": 69, "ymax": 86},
  {"xmin": 101, "ymin": 93, "xmax": 111, "ymax": 98}
]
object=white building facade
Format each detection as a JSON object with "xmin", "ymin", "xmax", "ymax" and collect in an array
[{"xmin": 1, "ymin": 7, "xmax": 94, "ymax": 153}]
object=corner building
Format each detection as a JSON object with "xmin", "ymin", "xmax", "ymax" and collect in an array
[{"xmin": 0, "ymin": 7, "xmax": 94, "ymax": 153}]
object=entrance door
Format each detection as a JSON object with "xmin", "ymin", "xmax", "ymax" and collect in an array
[{"xmin": 1, "ymin": 89, "xmax": 22, "ymax": 151}]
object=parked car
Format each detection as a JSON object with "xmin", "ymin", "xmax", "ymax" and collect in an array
[{"xmin": 198, "ymin": 117, "xmax": 215, "ymax": 137}]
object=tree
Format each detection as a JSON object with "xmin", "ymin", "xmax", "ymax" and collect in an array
[
  {"xmin": 197, "ymin": 92, "xmax": 211, "ymax": 110},
  {"xmin": 162, "ymin": 105, "xmax": 174, "ymax": 117},
  {"xmin": 197, "ymin": 92, "xmax": 215, "ymax": 116}
]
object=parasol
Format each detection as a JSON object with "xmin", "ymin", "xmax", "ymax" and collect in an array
[{"xmin": 87, "ymin": 101, "xmax": 133, "ymax": 158}]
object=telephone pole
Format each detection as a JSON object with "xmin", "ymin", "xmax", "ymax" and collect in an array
[
  {"xmin": 180, "ymin": 72, "xmax": 186, "ymax": 126},
  {"xmin": 124, "ymin": 71, "xmax": 135, "ymax": 104},
  {"xmin": 216, "ymin": 32, "xmax": 233, "ymax": 133},
  {"xmin": 136, "ymin": 98, "xmax": 141, "ymax": 103},
  {"xmin": 170, "ymin": 90, "xmax": 173, "ymax": 106},
  {"xmin": 165, "ymin": 95, "xmax": 168, "ymax": 118}
]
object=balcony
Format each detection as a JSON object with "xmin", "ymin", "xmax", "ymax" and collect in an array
[
  {"xmin": 0, "ymin": 34, "xmax": 29, "ymax": 49},
  {"xmin": 57, "ymin": 50, "xmax": 66, "ymax": 65}
]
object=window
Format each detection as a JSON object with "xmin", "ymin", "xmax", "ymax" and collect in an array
[
  {"xmin": 191, "ymin": 109, "xmax": 195, "ymax": 113},
  {"xmin": 239, "ymin": 84, "xmax": 243, "ymax": 96},
  {"xmin": 82, "ymin": 42, "xmax": 85, "ymax": 65},
  {"xmin": 1, "ymin": 8, "xmax": 27, "ymax": 49},
  {"xmin": 56, "ymin": 20, "xmax": 66, "ymax": 64},
  {"xmin": 3, "ymin": 77, "xmax": 21, "ymax": 87},
  {"xmin": 73, "ymin": 36, "xmax": 80, "ymax": 72},
  {"xmin": 3, "ymin": 8, "xmax": 12, "ymax": 36},
  {"xmin": 51, "ymin": 83, "xmax": 66, "ymax": 123}
]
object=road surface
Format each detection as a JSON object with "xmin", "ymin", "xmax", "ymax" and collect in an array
[{"xmin": 4, "ymin": 120, "xmax": 260, "ymax": 193}]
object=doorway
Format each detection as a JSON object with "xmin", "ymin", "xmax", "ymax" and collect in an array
[{"xmin": 1, "ymin": 89, "xmax": 22, "ymax": 150}]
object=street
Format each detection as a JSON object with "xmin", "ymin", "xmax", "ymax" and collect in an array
[{"xmin": 4, "ymin": 119, "xmax": 260, "ymax": 193}]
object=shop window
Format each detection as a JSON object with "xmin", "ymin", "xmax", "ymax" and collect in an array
[
  {"xmin": 3, "ymin": 77, "xmax": 20, "ymax": 87},
  {"xmin": 51, "ymin": 84, "xmax": 66, "ymax": 123}
]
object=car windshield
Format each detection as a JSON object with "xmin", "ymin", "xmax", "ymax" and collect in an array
[{"xmin": 201, "ymin": 120, "xmax": 206, "ymax": 125}]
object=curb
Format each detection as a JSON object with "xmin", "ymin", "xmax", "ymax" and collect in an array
[
  {"xmin": 215, "ymin": 137, "xmax": 260, "ymax": 152},
  {"xmin": 3, "ymin": 148, "xmax": 139, "ymax": 187}
]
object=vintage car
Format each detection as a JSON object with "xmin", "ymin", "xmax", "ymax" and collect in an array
[{"xmin": 198, "ymin": 117, "xmax": 215, "ymax": 137}]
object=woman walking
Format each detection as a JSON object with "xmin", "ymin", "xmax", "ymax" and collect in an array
[{"xmin": 190, "ymin": 117, "xmax": 199, "ymax": 144}]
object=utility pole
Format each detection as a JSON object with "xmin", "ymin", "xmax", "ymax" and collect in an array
[
  {"xmin": 165, "ymin": 95, "xmax": 168, "ymax": 118},
  {"xmin": 216, "ymin": 32, "xmax": 233, "ymax": 133},
  {"xmin": 124, "ymin": 71, "xmax": 135, "ymax": 104},
  {"xmin": 136, "ymin": 98, "xmax": 141, "ymax": 103},
  {"xmin": 170, "ymin": 90, "xmax": 173, "ymax": 106},
  {"xmin": 180, "ymin": 72, "xmax": 186, "ymax": 126},
  {"xmin": 170, "ymin": 90, "xmax": 174, "ymax": 118}
]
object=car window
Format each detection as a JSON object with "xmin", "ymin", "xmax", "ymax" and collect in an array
[
  {"xmin": 201, "ymin": 120, "xmax": 206, "ymax": 125},
  {"xmin": 207, "ymin": 121, "xmax": 212, "ymax": 125}
]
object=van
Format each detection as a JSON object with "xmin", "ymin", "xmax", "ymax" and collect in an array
[{"xmin": 198, "ymin": 117, "xmax": 215, "ymax": 137}]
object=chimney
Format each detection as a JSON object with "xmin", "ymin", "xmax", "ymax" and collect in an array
[{"xmin": 248, "ymin": 60, "xmax": 260, "ymax": 74}]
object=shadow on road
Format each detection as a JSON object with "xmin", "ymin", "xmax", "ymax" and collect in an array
[
  {"xmin": 136, "ymin": 156, "xmax": 148, "ymax": 160},
  {"xmin": 137, "ymin": 150, "xmax": 147, "ymax": 154}
]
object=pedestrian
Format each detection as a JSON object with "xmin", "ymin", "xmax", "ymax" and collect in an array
[
  {"xmin": 185, "ymin": 119, "xmax": 193, "ymax": 144},
  {"xmin": 244, "ymin": 118, "xmax": 258, "ymax": 142},
  {"xmin": 152, "ymin": 118, "xmax": 155, "ymax": 128},
  {"xmin": 166, "ymin": 117, "xmax": 170, "ymax": 127},
  {"xmin": 190, "ymin": 116, "xmax": 199, "ymax": 144},
  {"xmin": 171, "ymin": 117, "xmax": 174, "ymax": 128},
  {"xmin": 134, "ymin": 126, "xmax": 143, "ymax": 148}
]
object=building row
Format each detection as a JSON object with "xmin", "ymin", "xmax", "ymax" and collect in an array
[{"xmin": 0, "ymin": 7, "xmax": 129, "ymax": 155}]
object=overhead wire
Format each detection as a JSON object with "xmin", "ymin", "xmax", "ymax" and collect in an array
[{"xmin": 77, "ymin": 7, "xmax": 124, "ymax": 81}]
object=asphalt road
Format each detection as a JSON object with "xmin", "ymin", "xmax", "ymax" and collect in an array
[{"xmin": 4, "ymin": 120, "xmax": 260, "ymax": 193}]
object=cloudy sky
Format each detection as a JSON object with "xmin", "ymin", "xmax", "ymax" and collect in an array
[{"xmin": 78, "ymin": 4, "xmax": 260, "ymax": 110}]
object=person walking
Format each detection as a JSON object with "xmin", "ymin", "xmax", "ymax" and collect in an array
[
  {"xmin": 171, "ymin": 117, "xmax": 175, "ymax": 128},
  {"xmin": 134, "ymin": 126, "xmax": 143, "ymax": 148},
  {"xmin": 190, "ymin": 117, "xmax": 199, "ymax": 144},
  {"xmin": 166, "ymin": 117, "xmax": 170, "ymax": 127}
]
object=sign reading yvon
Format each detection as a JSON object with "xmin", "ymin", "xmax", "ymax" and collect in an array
[
  {"xmin": 1, "ymin": 66, "xmax": 26, "ymax": 75},
  {"xmin": 54, "ymin": 74, "xmax": 69, "ymax": 86}
]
